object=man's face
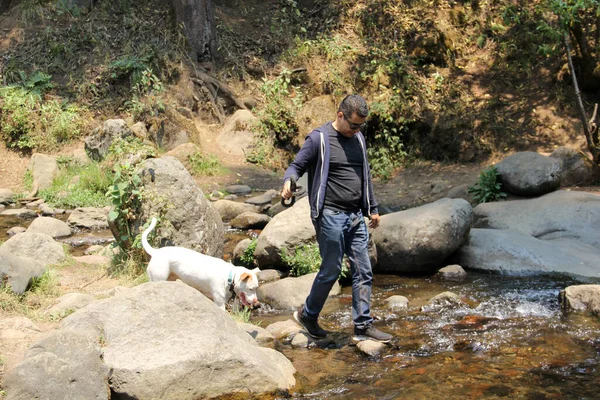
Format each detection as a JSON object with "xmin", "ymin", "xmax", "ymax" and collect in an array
[{"xmin": 338, "ymin": 111, "xmax": 367, "ymax": 137}]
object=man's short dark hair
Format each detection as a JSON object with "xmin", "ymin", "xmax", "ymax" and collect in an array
[{"xmin": 339, "ymin": 94, "xmax": 368, "ymax": 118}]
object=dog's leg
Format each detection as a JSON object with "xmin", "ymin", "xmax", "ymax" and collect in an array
[{"xmin": 146, "ymin": 257, "xmax": 170, "ymax": 282}]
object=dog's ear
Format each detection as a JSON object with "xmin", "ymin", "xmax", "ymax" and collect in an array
[{"xmin": 240, "ymin": 272, "xmax": 252, "ymax": 282}]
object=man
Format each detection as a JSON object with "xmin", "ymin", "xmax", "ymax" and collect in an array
[{"xmin": 281, "ymin": 94, "xmax": 393, "ymax": 343}]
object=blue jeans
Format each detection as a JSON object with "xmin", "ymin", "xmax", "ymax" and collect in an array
[{"xmin": 304, "ymin": 208, "xmax": 374, "ymax": 329}]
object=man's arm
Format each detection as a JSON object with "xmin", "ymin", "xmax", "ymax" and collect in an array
[{"xmin": 282, "ymin": 132, "xmax": 318, "ymax": 199}]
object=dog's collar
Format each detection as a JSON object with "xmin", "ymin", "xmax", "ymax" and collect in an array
[{"xmin": 228, "ymin": 269, "xmax": 236, "ymax": 300}]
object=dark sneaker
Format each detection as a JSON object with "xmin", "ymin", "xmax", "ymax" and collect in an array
[
  {"xmin": 293, "ymin": 305, "xmax": 327, "ymax": 339},
  {"xmin": 353, "ymin": 325, "xmax": 393, "ymax": 343}
]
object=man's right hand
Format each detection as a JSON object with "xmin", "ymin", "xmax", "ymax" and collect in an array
[{"xmin": 281, "ymin": 179, "xmax": 293, "ymax": 200}]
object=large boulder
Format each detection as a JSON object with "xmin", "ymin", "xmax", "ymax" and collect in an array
[
  {"xmin": 257, "ymin": 272, "xmax": 341, "ymax": 310},
  {"xmin": 473, "ymin": 190, "xmax": 600, "ymax": 250},
  {"xmin": 1, "ymin": 232, "xmax": 66, "ymax": 267},
  {"xmin": 0, "ymin": 249, "xmax": 46, "ymax": 294},
  {"xmin": 134, "ymin": 156, "xmax": 224, "ymax": 257},
  {"xmin": 4, "ymin": 330, "xmax": 109, "ymax": 400},
  {"xmin": 495, "ymin": 151, "xmax": 561, "ymax": 196},
  {"xmin": 26, "ymin": 216, "xmax": 71, "ymax": 238},
  {"xmin": 67, "ymin": 207, "xmax": 109, "ymax": 230},
  {"xmin": 457, "ymin": 229, "xmax": 600, "ymax": 278},
  {"xmin": 372, "ymin": 198, "xmax": 472, "ymax": 273},
  {"xmin": 550, "ymin": 146, "xmax": 600, "ymax": 187},
  {"xmin": 84, "ymin": 119, "xmax": 132, "ymax": 161},
  {"xmin": 559, "ymin": 285, "xmax": 600, "ymax": 316},
  {"xmin": 58, "ymin": 281, "xmax": 294, "ymax": 399},
  {"xmin": 254, "ymin": 197, "xmax": 315, "ymax": 268},
  {"xmin": 213, "ymin": 199, "xmax": 260, "ymax": 222},
  {"xmin": 27, "ymin": 153, "xmax": 58, "ymax": 194}
]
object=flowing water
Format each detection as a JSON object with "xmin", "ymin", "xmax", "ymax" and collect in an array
[{"xmin": 252, "ymin": 273, "xmax": 600, "ymax": 399}]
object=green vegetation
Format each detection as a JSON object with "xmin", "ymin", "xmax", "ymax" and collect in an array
[
  {"xmin": 0, "ymin": 269, "xmax": 60, "ymax": 319},
  {"xmin": 106, "ymin": 163, "xmax": 143, "ymax": 250},
  {"xmin": 280, "ymin": 243, "xmax": 322, "ymax": 277},
  {"xmin": 188, "ymin": 151, "xmax": 229, "ymax": 177},
  {"xmin": 239, "ymin": 238, "xmax": 258, "ymax": 268},
  {"xmin": 468, "ymin": 166, "xmax": 507, "ymax": 204}
]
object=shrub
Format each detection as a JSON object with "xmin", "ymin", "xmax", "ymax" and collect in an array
[
  {"xmin": 188, "ymin": 151, "xmax": 228, "ymax": 177},
  {"xmin": 468, "ymin": 166, "xmax": 507, "ymax": 204},
  {"xmin": 280, "ymin": 243, "xmax": 321, "ymax": 277},
  {"xmin": 239, "ymin": 238, "xmax": 257, "ymax": 268}
]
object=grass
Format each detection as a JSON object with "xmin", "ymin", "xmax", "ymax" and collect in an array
[
  {"xmin": 188, "ymin": 151, "xmax": 229, "ymax": 177},
  {"xmin": 0, "ymin": 269, "xmax": 61, "ymax": 320}
]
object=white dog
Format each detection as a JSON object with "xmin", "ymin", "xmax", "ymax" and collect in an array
[{"xmin": 142, "ymin": 217, "xmax": 260, "ymax": 310}]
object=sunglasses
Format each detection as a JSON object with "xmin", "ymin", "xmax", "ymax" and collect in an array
[{"xmin": 343, "ymin": 113, "xmax": 367, "ymax": 130}]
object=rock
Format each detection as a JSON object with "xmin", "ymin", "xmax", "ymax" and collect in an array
[
  {"xmin": 230, "ymin": 212, "xmax": 271, "ymax": 229},
  {"xmin": 164, "ymin": 142, "xmax": 201, "ymax": 169},
  {"xmin": 430, "ymin": 180, "xmax": 450, "ymax": 196},
  {"xmin": 4, "ymin": 330, "xmax": 109, "ymax": 400},
  {"xmin": 147, "ymin": 110, "xmax": 192, "ymax": 151},
  {"xmin": 0, "ymin": 208, "xmax": 37, "ymax": 218},
  {"xmin": 7, "ymin": 226, "xmax": 26, "ymax": 236},
  {"xmin": 73, "ymin": 255, "xmax": 110, "ymax": 265},
  {"xmin": 232, "ymin": 238, "xmax": 252, "ymax": 264},
  {"xmin": 265, "ymin": 319, "xmax": 303, "ymax": 340},
  {"xmin": 495, "ymin": 151, "xmax": 561, "ymax": 196},
  {"xmin": 559, "ymin": 285, "xmax": 600, "ymax": 316},
  {"xmin": 356, "ymin": 340, "xmax": 387, "ymax": 357},
  {"xmin": 0, "ymin": 249, "xmax": 46, "ymax": 294},
  {"xmin": 472, "ymin": 190, "xmax": 600, "ymax": 250},
  {"xmin": 1, "ymin": 232, "xmax": 66, "ymax": 267},
  {"xmin": 60, "ymin": 281, "xmax": 295, "ymax": 399},
  {"xmin": 0, "ymin": 188, "xmax": 15, "ymax": 204},
  {"xmin": 237, "ymin": 322, "xmax": 275, "ymax": 347},
  {"xmin": 385, "ymin": 295, "xmax": 409, "ymax": 312},
  {"xmin": 84, "ymin": 245, "xmax": 105, "ymax": 255},
  {"xmin": 435, "ymin": 264, "xmax": 468, "ymax": 281},
  {"xmin": 39, "ymin": 203, "xmax": 55, "ymax": 216},
  {"xmin": 257, "ymin": 272, "xmax": 340, "ymax": 310},
  {"xmin": 84, "ymin": 119, "xmax": 132, "ymax": 161},
  {"xmin": 130, "ymin": 121, "xmax": 149, "ymax": 139},
  {"xmin": 257, "ymin": 269, "xmax": 284, "ymax": 283},
  {"xmin": 133, "ymin": 157, "xmax": 225, "ymax": 257},
  {"xmin": 226, "ymin": 184, "xmax": 252, "ymax": 195},
  {"xmin": 446, "ymin": 183, "xmax": 473, "ymax": 202},
  {"xmin": 254, "ymin": 197, "xmax": 316, "ymax": 268},
  {"xmin": 46, "ymin": 293, "xmax": 96, "ymax": 319},
  {"xmin": 67, "ymin": 207, "xmax": 109, "ymax": 230},
  {"xmin": 372, "ymin": 198, "xmax": 472, "ymax": 273},
  {"xmin": 213, "ymin": 199, "xmax": 260, "ymax": 222},
  {"xmin": 217, "ymin": 110, "xmax": 256, "ymax": 157},
  {"xmin": 422, "ymin": 292, "xmax": 469, "ymax": 312},
  {"xmin": 26, "ymin": 216, "xmax": 71, "ymax": 238},
  {"xmin": 550, "ymin": 146, "xmax": 600, "ymax": 187},
  {"xmin": 245, "ymin": 189, "xmax": 278, "ymax": 206},
  {"xmin": 28, "ymin": 153, "xmax": 58, "ymax": 194}
]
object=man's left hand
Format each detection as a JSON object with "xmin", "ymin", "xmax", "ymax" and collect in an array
[{"xmin": 368, "ymin": 214, "xmax": 380, "ymax": 229}]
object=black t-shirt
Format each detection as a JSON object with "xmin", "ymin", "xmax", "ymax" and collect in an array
[{"xmin": 323, "ymin": 126, "xmax": 363, "ymax": 212}]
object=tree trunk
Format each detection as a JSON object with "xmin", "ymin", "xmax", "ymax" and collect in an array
[{"xmin": 171, "ymin": 0, "xmax": 217, "ymax": 62}]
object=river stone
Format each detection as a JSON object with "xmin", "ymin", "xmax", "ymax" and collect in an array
[
  {"xmin": 1, "ymin": 232, "xmax": 66, "ymax": 267},
  {"xmin": 495, "ymin": 151, "xmax": 561, "ymax": 196},
  {"xmin": 550, "ymin": 146, "xmax": 600, "ymax": 187},
  {"xmin": 4, "ymin": 330, "xmax": 109, "ymax": 400},
  {"xmin": 26, "ymin": 216, "xmax": 72, "ymax": 238},
  {"xmin": 232, "ymin": 238, "xmax": 252, "ymax": 264},
  {"xmin": 60, "ymin": 281, "xmax": 295, "ymax": 399},
  {"xmin": 265, "ymin": 319, "xmax": 303, "ymax": 340},
  {"xmin": 46, "ymin": 293, "xmax": 96, "ymax": 319},
  {"xmin": 237, "ymin": 322, "xmax": 275, "ymax": 347},
  {"xmin": 0, "ymin": 249, "xmax": 45, "ymax": 294},
  {"xmin": 435, "ymin": 264, "xmax": 468, "ymax": 281},
  {"xmin": 385, "ymin": 295, "xmax": 409, "ymax": 312},
  {"xmin": 230, "ymin": 211, "xmax": 271, "ymax": 229},
  {"xmin": 134, "ymin": 156, "xmax": 224, "ymax": 257},
  {"xmin": 7, "ymin": 226, "xmax": 26, "ymax": 236},
  {"xmin": 559, "ymin": 285, "xmax": 600, "ymax": 316},
  {"xmin": 254, "ymin": 197, "xmax": 315, "ymax": 268},
  {"xmin": 356, "ymin": 340, "xmax": 387, "ymax": 357},
  {"xmin": 245, "ymin": 189, "xmax": 278, "ymax": 206},
  {"xmin": 213, "ymin": 199, "xmax": 260, "ymax": 222},
  {"xmin": 226, "ymin": 184, "xmax": 252, "ymax": 195},
  {"xmin": 257, "ymin": 268, "xmax": 283, "ymax": 283},
  {"xmin": 372, "ymin": 198, "xmax": 472, "ymax": 273},
  {"xmin": 0, "ymin": 208, "xmax": 37, "ymax": 218},
  {"xmin": 67, "ymin": 207, "xmax": 109, "ymax": 230},
  {"xmin": 422, "ymin": 292, "xmax": 469, "ymax": 312},
  {"xmin": 457, "ymin": 229, "xmax": 600, "ymax": 278},
  {"xmin": 84, "ymin": 119, "xmax": 131, "ymax": 161},
  {"xmin": 0, "ymin": 188, "xmax": 14, "ymax": 204},
  {"xmin": 28, "ymin": 153, "xmax": 58, "ymax": 194},
  {"xmin": 472, "ymin": 190, "xmax": 600, "ymax": 250},
  {"xmin": 257, "ymin": 272, "xmax": 340, "ymax": 310}
]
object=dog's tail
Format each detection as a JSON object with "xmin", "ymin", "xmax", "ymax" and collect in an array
[{"xmin": 141, "ymin": 217, "xmax": 158, "ymax": 256}]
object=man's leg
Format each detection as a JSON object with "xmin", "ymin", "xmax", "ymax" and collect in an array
[{"xmin": 346, "ymin": 211, "xmax": 373, "ymax": 329}]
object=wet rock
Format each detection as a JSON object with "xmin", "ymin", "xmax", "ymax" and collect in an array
[
  {"xmin": 230, "ymin": 212, "xmax": 271, "ymax": 229},
  {"xmin": 213, "ymin": 199, "xmax": 259, "ymax": 222},
  {"xmin": 422, "ymin": 291, "xmax": 469, "ymax": 312},
  {"xmin": 550, "ymin": 146, "xmax": 600, "ymax": 187},
  {"xmin": 435, "ymin": 264, "xmax": 467, "ymax": 281},
  {"xmin": 1, "ymin": 232, "xmax": 66, "ymax": 267},
  {"xmin": 0, "ymin": 188, "xmax": 15, "ymax": 204},
  {"xmin": 290, "ymin": 331, "xmax": 334, "ymax": 349},
  {"xmin": 245, "ymin": 190, "xmax": 278, "ymax": 206},
  {"xmin": 67, "ymin": 207, "xmax": 109, "ymax": 230},
  {"xmin": 0, "ymin": 249, "xmax": 46, "ymax": 294},
  {"xmin": 84, "ymin": 245, "xmax": 105, "ymax": 255},
  {"xmin": 265, "ymin": 319, "xmax": 302, "ymax": 340},
  {"xmin": 356, "ymin": 340, "xmax": 387, "ymax": 357},
  {"xmin": 257, "ymin": 272, "xmax": 340, "ymax": 310},
  {"xmin": 237, "ymin": 322, "xmax": 275, "ymax": 347},
  {"xmin": 495, "ymin": 151, "xmax": 561, "ymax": 196},
  {"xmin": 0, "ymin": 208, "xmax": 37, "ymax": 218},
  {"xmin": 46, "ymin": 293, "xmax": 96, "ymax": 319},
  {"xmin": 559, "ymin": 285, "xmax": 600, "ymax": 316},
  {"xmin": 385, "ymin": 295, "xmax": 409, "ymax": 312},
  {"xmin": 28, "ymin": 153, "xmax": 58, "ymax": 195},
  {"xmin": 26, "ymin": 216, "xmax": 71, "ymax": 238},
  {"xmin": 7, "ymin": 226, "xmax": 26, "ymax": 236},
  {"xmin": 257, "ymin": 269, "xmax": 284, "ymax": 283},
  {"xmin": 39, "ymin": 204, "xmax": 55, "ymax": 216},
  {"xmin": 226, "ymin": 184, "xmax": 252, "ymax": 195},
  {"xmin": 444, "ymin": 315, "xmax": 498, "ymax": 331}
]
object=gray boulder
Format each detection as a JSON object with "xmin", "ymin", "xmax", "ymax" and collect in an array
[
  {"xmin": 550, "ymin": 146, "xmax": 600, "ymax": 187},
  {"xmin": 67, "ymin": 207, "xmax": 109, "ymax": 230},
  {"xmin": 495, "ymin": 151, "xmax": 561, "ymax": 196},
  {"xmin": 254, "ymin": 197, "xmax": 316, "ymax": 268},
  {"xmin": 28, "ymin": 153, "xmax": 58, "ymax": 194},
  {"xmin": 26, "ymin": 216, "xmax": 71, "ymax": 238},
  {"xmin": 213, "ymin": 199, "xmax": 259, "ymax": 222},
  {"xmin": 1, "ymin": 232, "xmax": 66, "ymax": 266},
  {"xmin": 0, "ymin": 249, "xmax": 45, "ymax": 294},
  {"xmin": 61, "ymin": 281, "xmax": 295, "ymax": 399},
  {"xmin": 372, "ymin": 198, "xmax": 473, "ymax": 273},
  {"xmin": 237, "ymin": 322, "xmax": 276, "ymax": 347},
  {"xmin": 559, "ymin": 285, "xmax": 600, "ymax": 316},
  {"xmin": 473, "ymin": 190, "xmax": 600, "ymax": 249},
  {"xmin": 4, "ymin": 330, "xmax": 109, "ymax": 400},
  {"xmin": 385, "ymin": 295, "xmax": 409, "ymax": 312},
  {"xmin": 457, "ymin": 229, "xmax": 600, "ymax": 278},
  {"xmin": 0, "ymin": 188, "xmax": 14, "ymax": 204},
  {"xmin": 257, "ymin": 272, "xmax": 340, "ymax": 310},
  {"xmin": 0, "ymin": 209, "xmax": 37, "ymax": 218},
  {"xmin": 230, "ymin": 211, "xmax": 271, "ymax": 229},
  {"xmin": 46, "ymin": 293, "xmax": 96, "ymax": 319},
  {"xmin": 435, "ymin": 264, "xmax": 468, "ymax": 281},
  {"xmin": 84, "ymin": 119, "xmax": 131, "ymax": 161},
  {"xmin": 134, "ymin": 157, "xmax": 224, "ymax": 257}
]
